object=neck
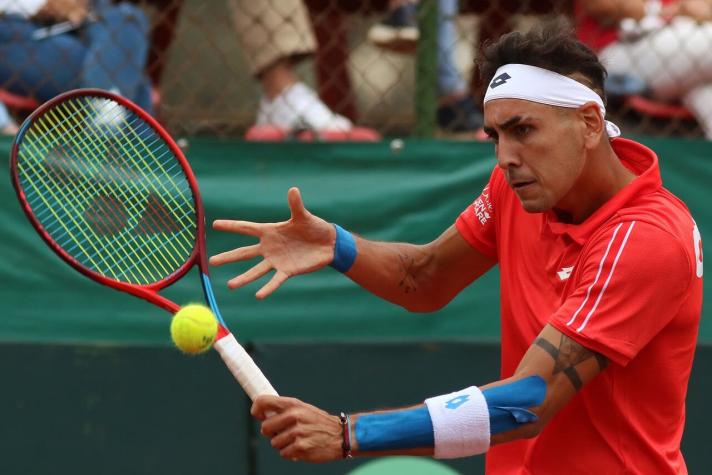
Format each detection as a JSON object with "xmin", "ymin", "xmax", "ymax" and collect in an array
[{"xmin": 554, "ymin": 140, "xmax": 636, "ymax": 224}]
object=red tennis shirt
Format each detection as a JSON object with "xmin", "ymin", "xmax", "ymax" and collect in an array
[{"xmin": 456, "ymin": 138, "xmax": 703, "ymax": 474}]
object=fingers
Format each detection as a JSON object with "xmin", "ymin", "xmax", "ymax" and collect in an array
[
  {"xmin": 251, "ymin": 394, "xmax": 286, "ymax": 419},
  {"xmin": 227, "ymin": 260, "xmax": 272, "ymax": 289},
  {"xmin": 256, "ymin": 271, "xmax": 289, "ymax": 300},
  {"xmin": 287, "ymin": 187, "xmax": 308, "ymax": 220},
  {"xmin": 212, "ymin": 219, "xmax": 263, "ymax": 236},
  {"xmin": 251, "ymin": 395, "xmax": 300, "ymax": 421},
  {"xmin": 209, "ymin": 244, "xmax": 260, "ymax": 266}
]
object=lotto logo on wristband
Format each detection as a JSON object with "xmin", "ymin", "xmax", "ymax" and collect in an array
[{"xmin": 446, "ymin": 394, "xmax": 470, "ymax": 410}]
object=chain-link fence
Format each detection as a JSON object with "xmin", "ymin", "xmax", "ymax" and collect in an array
[{"xmin": 1, "ymin": 0, "xmax": 710, "ymax": 139}]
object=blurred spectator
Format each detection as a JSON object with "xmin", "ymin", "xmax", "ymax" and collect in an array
[
  {"xmin": 577, "ymin": 0, "xmax": 712, "ymax": 139},
  {"xmin": 368, "ymin": 0, "xmax": 420, "ymax": 52},
  {"xmin": 0, "ymin": 101, "xmax": 18, "ymax": 135},
  {"xmin": 368, "ymin": 0, "xmax": 484, "ymax": 133},
  {"xmin": 0, "ymin": 0, "xmax": 154, "ymax": 113},
  {"xmin": 230, "ymin": 0, "xmax": 379, "ymax": 141}
]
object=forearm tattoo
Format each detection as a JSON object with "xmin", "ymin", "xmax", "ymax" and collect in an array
[
  {"xmin": 398, "ymin": 253, "xmax": 418, "ymax": 293},
  {"xmin": 534, "ymin": 335, "xmax": 608, "ymax": 391}
]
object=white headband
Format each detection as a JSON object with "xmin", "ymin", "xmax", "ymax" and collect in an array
[{"xmin": 483, "ymin": 64, "xmax": 620, "ymax": 138}]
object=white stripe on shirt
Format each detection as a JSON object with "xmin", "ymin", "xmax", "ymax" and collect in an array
[
  {"xmin": 576, "ymin": 221, "xmax": 637, "ymax": 333},
  {"xmin": 566, "ymin": 222, "xmax": 624, "ymax": 327}
]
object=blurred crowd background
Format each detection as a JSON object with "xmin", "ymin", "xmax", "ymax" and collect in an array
[{"xmin": 1, "ymin": 0, "xmax": 711, "ymax": 140}]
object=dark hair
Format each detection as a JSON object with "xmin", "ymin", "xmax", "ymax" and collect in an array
[{"xmin": 477, "ymin": 22, "xmax": 608, "ymax": 103}]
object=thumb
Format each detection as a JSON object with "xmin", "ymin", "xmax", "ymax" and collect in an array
[
  {"xmin": 288, "ymin": 187, "xmax": 309, "ymax": 220},
  {"xmin": 251, "ymin": 394, "xmax": 286, "ymax": 420}
]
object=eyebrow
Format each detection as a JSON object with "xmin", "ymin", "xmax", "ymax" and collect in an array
[
  {"xmin": 483, "ymin": 115, "xmax": 525, "ymax": 137},
  {"xmin": 482, "ymin": 115, "xmax": 537, "ymax": 137}
]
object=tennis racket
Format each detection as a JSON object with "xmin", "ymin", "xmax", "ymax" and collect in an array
[{"xmin": 10, "ymin": 88, "xmax": 277, "ymax": 401}]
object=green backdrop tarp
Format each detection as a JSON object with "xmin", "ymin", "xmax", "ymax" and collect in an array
[{"xmin": 1, "ymin": 137, "xmax": 710, "ymax": 344}]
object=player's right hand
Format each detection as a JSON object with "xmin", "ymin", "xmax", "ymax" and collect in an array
[{"xmin": 210, "ymin": 187, "xmax": 336, "ymax": 299}]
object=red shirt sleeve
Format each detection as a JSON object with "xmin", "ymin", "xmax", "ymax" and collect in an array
[
  {"xmin": 549, "ymin": 220, "xmax": 694, "ymax": 366},
  {"xmin": 455, "ymin": 167, "xmax": 504, "ymax": 260}
]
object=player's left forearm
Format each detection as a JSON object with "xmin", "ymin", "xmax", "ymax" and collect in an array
[{"xmin": 347, "ymin": 325, "xmax": 609, "ymax": 457}]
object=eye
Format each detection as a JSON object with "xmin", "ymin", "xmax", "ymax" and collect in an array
[
  {"xmin": 514, "ymin": 124, "xmax": 530, "ymax": 136},
  {"xmin": 514, "ymin": 124, "xmax": 531, "ymax": 138}
]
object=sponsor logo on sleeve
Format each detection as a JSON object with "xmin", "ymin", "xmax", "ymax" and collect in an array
[{"xmin": 472, "ymin": 186, "xmax": 493, "ymax": 226}]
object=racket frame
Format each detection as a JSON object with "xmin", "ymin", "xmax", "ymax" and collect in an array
[
  {"xmin": 11, "ymin": 89, "xmax": 279, "ymax": 399},
  {"xmin": 10, "ymin": 89, "xmax": 209, "ymax": 316}
]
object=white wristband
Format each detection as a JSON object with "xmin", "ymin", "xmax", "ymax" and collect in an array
[{"xmin": 425, "ymin": 386, "xmax": 490, "ymax": 459}]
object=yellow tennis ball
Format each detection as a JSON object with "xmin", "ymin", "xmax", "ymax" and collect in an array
[{"xmin": 170, "ymin": 304, "xmax": 218, "ymax": 354}]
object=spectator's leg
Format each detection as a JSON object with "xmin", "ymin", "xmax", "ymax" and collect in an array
[
  {"xmin": 260, "ymin": 58, "xmax": 301, "ymax": 101},
  {"xmin": 230, "ymin": 0, "xmax": 316, "ymax": 80},
  {"xmin": 80, "ymin": 3, "xmax": 153, "ymax": 112},
  {"xmin": 0, "ymin": 18, "xmax": 85, "ymax": 101},
  {"xmin": 230, "ymin": 0, "xmax": 356, "ymax": 134},
  {"xmin": 436, "ymin": 0, "xmax": 465, "ymax": 97},
  {"xmin": 435, "ymin": 0, "xmax": 482, "ymax": 132}
]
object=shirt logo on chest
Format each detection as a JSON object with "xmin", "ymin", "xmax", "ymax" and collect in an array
[{"xmin": 557, "ymin": 266, "xmax": 574, "ymax": 281}]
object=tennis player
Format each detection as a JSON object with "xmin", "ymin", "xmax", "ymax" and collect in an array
[{"xmin": 211, "ymin": 25, "xmax": 703, "ymax": 474}]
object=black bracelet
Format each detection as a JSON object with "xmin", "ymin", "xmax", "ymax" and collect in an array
[{"xmin": 339, "ymin": 412, "xmax": 353, "ymax": 459}]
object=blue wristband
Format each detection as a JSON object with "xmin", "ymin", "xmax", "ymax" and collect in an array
[
  {"xmin": 355, "ymin": 407, "xmax": 434, "ymax": 451},
  {"xmin": 330, "ymin": 224, "xmax": 357, "ymax": 273}
]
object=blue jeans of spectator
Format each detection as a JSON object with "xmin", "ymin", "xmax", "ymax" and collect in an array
[
  {"xmin": 437, "ymin": 0, "xmax": 466, "ymax": 97},
  {"xmin": 0, "ymin": 2, "xmax": 153, "ymax": 113}
]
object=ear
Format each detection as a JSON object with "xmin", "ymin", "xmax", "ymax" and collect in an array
[{"xmin": 578, "ymin": 102, "xmax": 604, "ymax": 149}]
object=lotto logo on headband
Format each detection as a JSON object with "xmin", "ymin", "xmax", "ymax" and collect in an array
[{"xmin": 490, "ymin": 72, "xmax": 511, "ymax": 89}]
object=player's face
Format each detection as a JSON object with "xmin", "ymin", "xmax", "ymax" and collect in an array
[{"xmin": 483, "ymin": 99, "xmax": 587, "ymax": 214}]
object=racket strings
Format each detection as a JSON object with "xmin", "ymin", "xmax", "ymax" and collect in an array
[
  {"xmin": 26, "ymin": 105, "xmax": 173, "ymax": 282},
  {"xmin": 26, "ymin": 98, "xmax": 194, "ymax": 282},
  {"xmin": 30, "ymin": 112, "xmax": 181, "ymax": 282},
  {"xmin": 52, "ymin": 100, "xmax": 194, "ymax": 273},
  {"xmin": 16, "ymin": 95, "xmax": 197, "ymax": 285},
  {"xmin": 21, "ymin": 105, "xmax": 174, "ymax": 283}
]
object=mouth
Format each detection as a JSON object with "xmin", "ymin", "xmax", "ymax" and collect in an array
[{"xmin": 511, "ymin": 180, "xmax": 536, "ymax": 191}]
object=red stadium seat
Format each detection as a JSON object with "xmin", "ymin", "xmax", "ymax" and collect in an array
[
  {"xmin": 0, "ymin": 89, "xmax": 39, "ymax": 111},
  {"xmin": 625, "ymin": 95, "xmax": 696, "ymax": 121}
]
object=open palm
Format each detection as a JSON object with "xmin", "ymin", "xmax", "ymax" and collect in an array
[{"xmin": 209, "ymin": 187, "xmax": 336, "ymax": 299}]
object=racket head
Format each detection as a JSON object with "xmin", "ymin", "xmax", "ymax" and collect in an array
[{"xmin": 10, "ymin": 89, "xmax": 209, "ymax": 304}]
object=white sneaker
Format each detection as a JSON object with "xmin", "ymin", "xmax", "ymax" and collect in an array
[{"xmin": 256, "ymin": 82, "xmax": 352, "ymax": 132}]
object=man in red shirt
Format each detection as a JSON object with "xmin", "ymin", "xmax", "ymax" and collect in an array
[{"xmin": 210, "ymin": 26, "xmax": 703, "ymax": 474}]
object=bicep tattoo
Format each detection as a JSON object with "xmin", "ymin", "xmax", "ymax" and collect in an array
[{"xmin": 534, "ymin": 335, "xmax": 608, "ymax": 391}]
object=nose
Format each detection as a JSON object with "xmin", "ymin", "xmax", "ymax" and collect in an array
[{"xmin": 495, "ymin": 138, "xmax": 521, "ymax": 171}]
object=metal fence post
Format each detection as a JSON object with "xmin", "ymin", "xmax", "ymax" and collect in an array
[{"xmin": 414, "ymin": 0, "xmax": 438, "ymax": 138}]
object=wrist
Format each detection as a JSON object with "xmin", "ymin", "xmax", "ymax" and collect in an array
[
  {"xmin": 330, "ymin": 224, "xmax": 357, "ymax": 273},
  {"xmin": 339, "ymin": 412, "xmax": 354, "ymax": 459}
]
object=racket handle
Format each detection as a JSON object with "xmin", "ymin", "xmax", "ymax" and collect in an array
[{"xmin": 213, "ymin": 333, "xmax": 278, "ymax": 400}]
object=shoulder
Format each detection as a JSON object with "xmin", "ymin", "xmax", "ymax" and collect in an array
[{"xmin": 583, "ymin": 218, "xmax": 695, "ymax": 288}]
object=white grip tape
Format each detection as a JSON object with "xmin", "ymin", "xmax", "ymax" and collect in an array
[
  {"xmin": 424, "ymin": 386, "xmax": 490, "ymax": 459},
  {"xmin": 213, "ymin": 333, "xmax": 278, "ymax": 400}
]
